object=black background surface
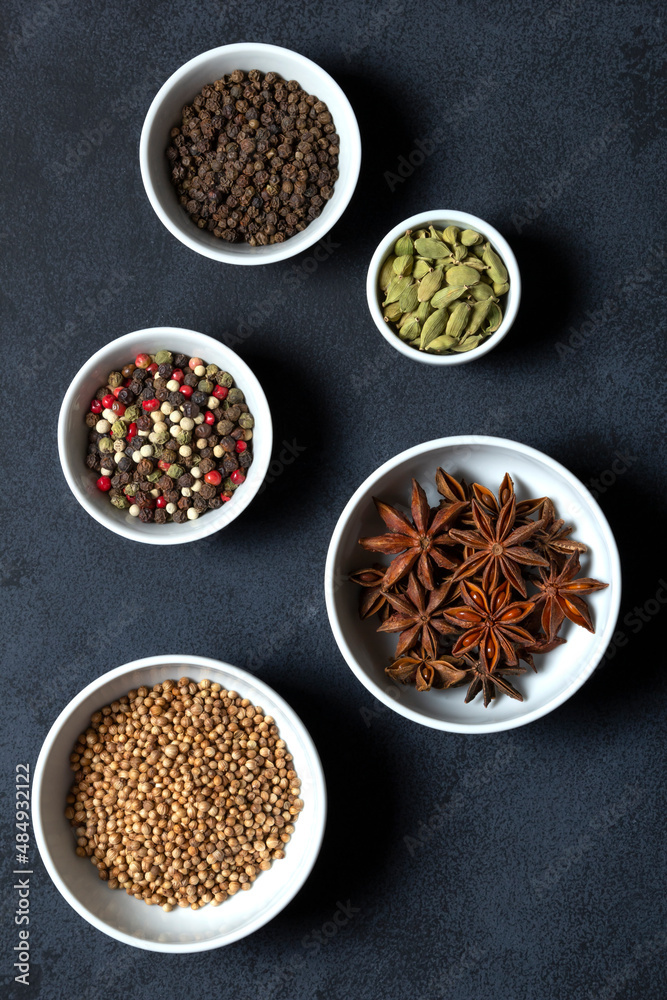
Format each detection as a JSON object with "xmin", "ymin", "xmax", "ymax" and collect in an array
[{"xmin": 1, "ymin": 1, "xmax": 666, "ymax": 998}]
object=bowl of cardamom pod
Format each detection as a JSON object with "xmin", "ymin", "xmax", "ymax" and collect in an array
[{"xmin": 366, "ymin": 211, "xmax": 520, "ymax": 365}]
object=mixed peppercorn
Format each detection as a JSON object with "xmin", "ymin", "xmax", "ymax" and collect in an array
[
  {"xmin": 166, "ymin": 69, "xmax": 339, "ymax": 245},
  {"xmin": 85, "ymin": 350, "xmax": 254, "ymax": 523}
]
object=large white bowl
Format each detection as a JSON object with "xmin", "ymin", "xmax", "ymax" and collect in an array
[
  {"xmin": 366, "ymin": 210, "xmax": 521, "ymax": 365},
  {"xmin": 58, "ymin": 328, "xmax": 272, "ymax": 544},
  {"xmin": 33, "ymin": 655, "xmax": 326, "ymax": 953},
  {"xmin": 325, "ymin": 437, "xmax": 621, "ymax": 733},
  {"xmin": 140, "ymin": 43, "xmax": 361, "ymax": 264}
]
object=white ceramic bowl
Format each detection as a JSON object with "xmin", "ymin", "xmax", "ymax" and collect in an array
[
  {"xmin": 58, "ymin": 328, "xmax": 272, "ymax": 544},
  {"xmin": 33, "ymin": 655, "xmax": 326, "ymax": 952},
  {"xmin": 325, "ymin": 436, "xmax": 621, "ymax": 733},
  {"xmin": 366, "ymin": 210, "xmax": 521, "ymax": 365},
  {"xmin": 140, "ymin": 43, "xmax": 361, "ymax": 264}
]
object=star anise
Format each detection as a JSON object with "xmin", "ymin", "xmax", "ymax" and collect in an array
[
  {"xmin": 442, "ymin": 579, "xmax": 537, "ymax": 670},
  {"xmin": 531, "ymin": 497, "xmax": 587, "ymax": 565},
  {"xmin": 377, "ymin": 572, "xmax": 459, "ymax": 657},
  {"xmin": 532, "ymin": 551, "xmax": 609, "ymax": 638},
  {"xmin": 472, "ymin": 472, "xmax": 546, "ymax": 523},
  {"xmin": 349, "ymin": 565, "xmax": 398, "ymax": 621},
  {"xmin": 386, "ymin": 647, "xmax": 468, "ymax": 692},
  {"xmin": 358, "ymin": 479, "xmax": 466, "ymax": 590},
  {"xmin": 458, "ymin": 652, "xmax": 526, "ymax": 707},
  {"xmin": 449, "ymin": 495, "xmax": 549, "ymax": 597},
  {"xmin": 435, "ymin": 466, "xmax": 474, "ymax": 525}
]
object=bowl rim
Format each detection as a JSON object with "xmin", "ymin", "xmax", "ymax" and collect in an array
[
  {"xmin": 32, "ymin": 654, "xmax": 327, "ymax": 952},
  {"xmin": 139, "ymin": 41, "xmax": 362, "ymax": 265},
  {"xmin": 365, "ymin": 210, "xmax": 521, "ymax": 366},
  {"xmin": 324, "ymin": 435, "xmax": 622, "ymax": 733},
  {"xmin": 57, "ymin": 327, "xmax": 272, "ymax": 545}
]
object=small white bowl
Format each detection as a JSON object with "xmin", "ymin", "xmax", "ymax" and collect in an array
[
  {"xmin": 33, "ymin": 655, "xmax": 326, "ymax": 953},
  {"xmin": 58, "ymin": 328, "xmax": 272, "ymax": 544},
  {"xmin": 325, "ymin": 436, "xmax": 621, "ymax": 733},
  {"xmin": 140, "ymin": 43, "xmax": 361, "ymax": 265},
  {"xmin": 366, "ymin": 210, "xmax": 521, "ymax": 365}
]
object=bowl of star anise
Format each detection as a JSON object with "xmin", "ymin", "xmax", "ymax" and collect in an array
[{"xmin": 324, "ymin": 436, "xmax": 621, "ymax": 733}]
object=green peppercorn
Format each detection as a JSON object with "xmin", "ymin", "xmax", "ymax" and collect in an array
[
  {"xmin": 98, "ymin": 437, "xmax": 114, "ymax": 453},
  {"xmin": 110, "ymin": 495, "xmax": 130, "ymax": 509},
  {"xmin": 215, "ymin": 371, "xmax": 234, "ymax": 388},
  {"xmin": 224, "ymin": 476, "xmax": 237, "ymax": 491},
  {"xmin": 153, "ymin": 430, "xmax": 170, "ymax": 445},
  {"xmin": 197, "ymin": 379, "xmax": 214, "ymax": 394},
  {"xmin": 166, "ymin": 463, "xmax": 184, "ymax": 479},
  {"xmin": 205, "ymin": 364, "xmax": 219, "ymax": 377},
  {"xmin": 124, "ymin": 484, "xmax": 138, "ymax": 497},
  {"xmin": 227, "ymin": 388, "xmax": 244, "ymax": 404},
  {"xmin": 239, "ymin": 413, "xmax": 254, "ymax": 429},
  {"xmin": 155, "ymin": 350, "xmax": 173, "ymax": 365},
  {"xmin": 107, "ymin": 371, "xmax": 123, "ymax": 388},
  {"xmin": 177, "ymin": 430, "xmax": 192, "ymax": 445},
  {"xmin": 124, "ymin": 404, "xmax": 141, "ymax": 421},
  {"xmin": 111, "ymin": 419, "xmax": 128, "ymax": 438},
  {"xmin": 147, "ymin": 470, "xmax": 161, "ymax": 482}
]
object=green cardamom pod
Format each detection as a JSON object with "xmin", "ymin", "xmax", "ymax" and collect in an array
[
  {"xmin": 472, "ymin": 244, "xmax": 486, "ymax": 259},
  {"xmin": 428, "ymin": 225, "xmax": 446, "ymax": 242},
  {"xmin": 393, "ymin": 254, "xmax": 414, "ymax": 276},
  {"xmin": 398, "ymin": 309, "xmax": 417, "ymax": 328},
  {"xmin": 445, "ymin": 264, "xmax": 480, "ymax": 286},
  {"xmin": 417, "ymin": 266, "xmax": 444, "ymax": 302},
  {"xmin": 460, "ymin": 229, "xmax": 483, "ymax": 246},
  {"xmin": 424, "ymin": 333, "xmax": 456, "ymax": 353},
  {"xmin": 414, "ymin": 237, "xmax": 450, "ymax": 259},
  {"xmin": 442, "ymin": 225, "xmax": 459, "ymax": 245},
  {"xmin": 493, "ymin": 280, "xmax": 510, "ymax": 296},
  {"xmin": 453, "ymin": 244, "xmax": 468, "ymax": 262},
  {"xmin": 383, "ymin": 275, "xmax": 412, "ymax": 305},
  {"xmin": 415, "ymin": 228, "xmax": 429, "ymax": 239},
  {"xmin": 465, "ymin": 298, "xmax": 493, "ymax": 336},
  {"xmin": 413, "ymin": 259, "xmax": 432, "ymax": 280},
  {"xmin": 416, "ymin": 299, "xmax": 433, "ymax": 323},
  {"xmin": 446, "ymin": 302, "xmax": 471, "ymax": 340},
  {"xmin": 431, "ymin": 285, "xmax": 466, "ymax": 309},
  {"xmin": 469, "ymin": 282, "xmax": 496, "ymax": 301},
  {"xmin": 450, "ymin": 335, "xmax": 482, "ymax": 352},
  {"xmin": 461, "ymin": 257, "xmax": 488, "ymax": 271},
  {"xmin": 482, "ymin": 243, "xmax": 508, "ymax": 283},
  {"xmin": 484, "ymin": 302, "xmax": 503, "ymax": 333},
  {"xmin": 399, "ymin": 318, "xmax": 421, "ymax": 342},
  {"xmin": 379, "ymin": 255, "xmax": 396, "ymax": 290},
  {"xmin": 399, "ymin": 282, "xmax": 420, "ymax": 313},
  {"xmin": 383, "ymin": 301, "xmax": 402, "ymax": 323},
  {"xmin": 394, "ymin": 233, "xmax": 414, "ymax": 256},
  {"xmin": 420, "ymin": 308, "xmax": 449, "ymax": 350}
]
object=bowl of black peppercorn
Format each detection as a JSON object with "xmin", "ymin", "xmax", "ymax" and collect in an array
[{"xmin": 140, "ymin": 42, "xmax": 361, "ymax": 264}]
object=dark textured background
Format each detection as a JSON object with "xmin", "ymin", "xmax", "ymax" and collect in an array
[{"xmin": 1, "ymin": 1, "xmax": 666, "ymax": 997}]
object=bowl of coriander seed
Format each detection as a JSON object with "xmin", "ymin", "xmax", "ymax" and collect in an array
[
  {"xmin": 366, "ymin": 210, "xmax": 521, "ymax": 365},
  {"xmin": 32, "ymin": 655, "xmax": 327, "ymax": 952}
]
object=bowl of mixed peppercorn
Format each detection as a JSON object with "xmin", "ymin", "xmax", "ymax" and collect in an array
[
  {"xmin": 59, "ymin": 329, "xmax": 272, "ymax": 543},
  {"xmin": 140, "ymin": 42, "xmax": 361, "ymax": 264},
  {"xmin": 325, "ymin": 436, "xmax": 621, "ymax": 733}
]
